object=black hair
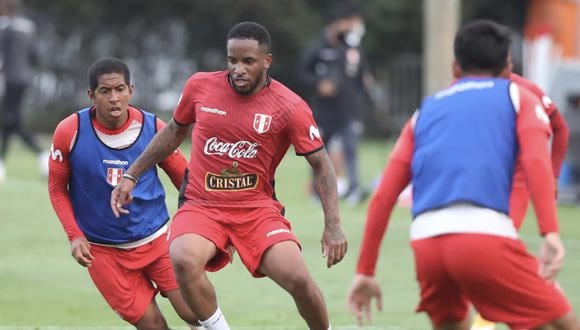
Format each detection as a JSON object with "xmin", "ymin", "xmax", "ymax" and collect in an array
[
  {"xmin": 88, "ymin": 58, "xmax": 130, "ymax": 91},
  {"xmin": 325, "ymin": 1, "xmax": 364, "ymax": 25},
  {"xmin": 454, "ymin": 19, "xmax": 512, "ymax": 76},
  {"xmin": 226, "ymin": 21, "xmax": 271, "ymax": 53}
]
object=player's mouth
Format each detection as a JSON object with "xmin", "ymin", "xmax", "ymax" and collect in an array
[
  {"xmin": 110, "ymin": 107, "xmax": 123, "ymax": 116},
  {"xmin": 233, "ymin": 78, "xmax": 250, "ymax": 89}
]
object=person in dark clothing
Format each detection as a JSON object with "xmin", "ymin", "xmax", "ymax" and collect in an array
[
  {"xmin": 297, "ymin": 1, "xmax": 373, "ymax": 205},
  {"xmin": 0, "ymin": 0, "xmax": 45, "ymax": 183}
]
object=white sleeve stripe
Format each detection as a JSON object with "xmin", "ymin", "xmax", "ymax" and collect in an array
[{"xmin": 509, "ymin": 82, "xmax": 520, "ymax": 114}]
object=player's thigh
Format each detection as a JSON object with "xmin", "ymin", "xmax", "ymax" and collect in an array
[
  {"xmin": 443, "ymin": 234, "xmax": 570, "ymax": 329},
  {"xmin": 228, "ymin": 207, "xmax": 301, "ymax": 278},
  {"xmin": 259, "ymin": 240, "xmax": 313, "ymax": 292},
  {"xmin": 411, "ymin": 236, "xmax": 469, "ymax": 327},
  {"xmin": 169, "ymin": 204, "xmax": 230, "ymax": 271},
  {"xmin": 88, "ymin": 245, "xmax": 156, "ymax": 324}
]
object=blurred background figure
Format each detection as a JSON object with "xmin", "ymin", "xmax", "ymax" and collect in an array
[
  {"xmin": 559, "ymin": 94, "xmax": 580, "ymax": 205},
  {"xmin": 0, "ymin": 0, "xmax": 45, "ymax": 183},
  {"xmin": 297, "ymin": 0, "xmax": 374, "ymax": 206}
]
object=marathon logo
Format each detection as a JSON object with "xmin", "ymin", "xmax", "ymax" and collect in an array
[
  {"xmin": 103, "ymin": 159, "xmax": 129, "ymax": 166},
  {"xmin": 205, "ymin": 172, "xmax": 258, "ymax": 191}
]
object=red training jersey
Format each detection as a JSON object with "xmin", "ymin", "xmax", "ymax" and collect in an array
[
  {"xmin": 510, "ymin": 73, "xmax": 569, "ymax": 183},
  {"xmin": 173, "ymin": 71, "xmax": 323, "ymax": 211}
]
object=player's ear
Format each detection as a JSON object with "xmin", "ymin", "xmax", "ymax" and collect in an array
[
  {"xmin": 499, "ymin": 56, "xmax": 512, "ymax": 78},
  {"xmin": 128, "ymin": 84, "xmax": 135, "ymax": 97},
  {"xmin": 264, "ymin": 53, "xmax": 272, "ymax": 70},
  {"xmin": 87, "ymin": 89, "xmax": 95, "ymax": 102}
]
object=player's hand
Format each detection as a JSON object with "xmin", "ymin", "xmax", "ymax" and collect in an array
[
  {"xmin": 71, "ymin": 236, "xmax": 94, "ymax": 267},
  {"xmin": 110, "ymin": 177, "xmax": 135, "ymax": 217},
  {"xmin": 346, "ymin": 274, "xmax": 383, "ymax": 326},
  {"xmin": 321, "ymin": 222, "xmax": 347, "ymax": 268},
  {"xmin": 539, "ymin": 232, "xmax": 565, "ymax": 281}
]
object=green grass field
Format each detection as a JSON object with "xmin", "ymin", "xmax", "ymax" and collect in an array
[{"xmin": 0, "ymin": 138, "xmax": 579, "ymax": 329}]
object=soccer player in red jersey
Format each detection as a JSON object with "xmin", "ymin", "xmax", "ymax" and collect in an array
[
  {"xmin": 111, "ymin": 22, "xmax": 347, "ymax": 330},
  {"xmin": 48, "ymin": 58, "xmax": 199, "ymax": 329},
  {"xmin": 509, "ymin": 72, "xmax": 569, "ymax": 229},
  {"xmin": 346, "ymin": 20, "xmax": 578, "ymax": 329}
]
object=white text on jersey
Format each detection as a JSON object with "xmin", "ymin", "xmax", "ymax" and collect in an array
[
  {"xmin": 203, "ymin": 137, "xmax": 259, "ymax": 159},
  {"xmin": 201, "ymin": 106, "xmax": 227, "ymax": 116}
]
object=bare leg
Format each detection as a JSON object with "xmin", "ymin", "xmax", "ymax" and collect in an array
[
  {"xmin": 258, "ymin": 241, "xmax": 329, "ymax": 329},
  {"xmin": 165, "ymin": 288, "xmax": 201, "ymax": 328},
  {"xmin": 134, "ymin": 299, "xmax": 169, "ymax": 330},
  {"xmin": 169, "ymin": 234, "xmax": 219, "ymax": 320},
  {"xmin": 435, "ymin": 317, "xmax": 470, "ymax": 330}
]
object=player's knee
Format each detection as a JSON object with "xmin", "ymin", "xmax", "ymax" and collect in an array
[
  {"xmin": 282, "ymin": 271, "xmax": 317, "ymax": 295},
  {"xmin": 170, "ymin": 246, "xmax": 206, "ymax": 278}
]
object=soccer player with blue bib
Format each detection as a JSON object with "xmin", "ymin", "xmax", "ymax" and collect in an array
[
  {"xmin": 48, "ymin": 58, "xmax": 199, "ymax": 329},
  {"xmin": 347, "ymin": 20, "xmax": 578, "ymax": 329}
]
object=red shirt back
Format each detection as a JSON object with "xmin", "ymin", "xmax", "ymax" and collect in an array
[{"xmin": 174, "ymin": 71, "xmax": 323, "ymax": 210}]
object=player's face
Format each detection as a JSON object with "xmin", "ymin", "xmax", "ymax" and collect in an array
[
  {"xmin": 87, "ymin": 73, "xmax": 134, "ymax": 129},
  {"xmin": 227, "ymin": 38, "xmax": 272, "ymax": 96}
]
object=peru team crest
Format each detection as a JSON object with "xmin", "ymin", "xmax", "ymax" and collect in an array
[
  {"xmin": 253, "ymin": 113, "xmax": 272, "ymax": 134},
  {"xmin": 107, "ymin": 168, "xmax": 124, "ymax": 186}
]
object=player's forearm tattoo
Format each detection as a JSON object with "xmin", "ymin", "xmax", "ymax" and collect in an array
[
  {"xmin": 127, "ymin": 120, "xmax": 188, "ymax": 177},
  {"xmin": 313, "ymin": 164, "xmax": 340, "ymax": 224}
]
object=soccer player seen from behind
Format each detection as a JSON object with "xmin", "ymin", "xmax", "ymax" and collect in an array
[
  {"xmin": 346, "ymin": 20, "xmax": 579, "ymax": 329},
  {"xmin": 48, "ymin": 58, "xmax": 200, "ymax": 329},
  {"xmin": 111, "ymin": 22, "xmax": 347, "ymax": 330}
]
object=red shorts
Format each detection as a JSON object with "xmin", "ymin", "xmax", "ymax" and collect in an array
[
  {"xmin": 509, "ymin": 186, "xmax": 530, "ymax": 230},
  {"xmin": 87, "ymin": 233, "xmax": 179, "ymax": 324},
  {"xmin": 169, "ymin": 204, "xmax": 300, "ymax": 277},
  {"xmin": 412, "ymin": 234, "xmax": 570, "ymax": 329}
]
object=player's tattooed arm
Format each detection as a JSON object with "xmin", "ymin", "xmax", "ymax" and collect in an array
[
  {"xmin": 126, "ymin": 119, "xmax": 190, "ymax": 178},
  {"xmin": 306, "ymin": 149, "xmax": 340, "ymax": 220},
  {"xmin": 305, "ymin": 149, "xmax": 348, "ymax": 267}
]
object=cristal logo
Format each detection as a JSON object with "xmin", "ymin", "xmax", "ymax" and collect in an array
[{"xmin": 203, "ymin": 137, "xmax": 259, "ymax": 158}]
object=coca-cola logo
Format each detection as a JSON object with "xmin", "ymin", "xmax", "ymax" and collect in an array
[{"xmin": 203, "ymin": 137, "xmax": 260, "ymax": 158}]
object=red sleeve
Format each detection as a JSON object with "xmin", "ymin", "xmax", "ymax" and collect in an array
[
  {"xmin": 48, "ymin": 114, "xmax": 85, "ymax": 242},
  {"xmin": 548, "ymin": 109, "xmax": 569, "ymax": 178},
  {"xmin": 356, "ymin": 120, "xmax": 414, "ymax": 276},
  {"xmin": 288, "ymin": 99, "xmax": 325, "ymax": 155},
  {"xmin": 511, "ymin": 73, "xmax": 569, "ymax": 177},
  {"xmin": 173, "ymin": 75, "xmax": 199, "ymax": 126},
  {"xmin": 155, "ymin": 118, "xmax": 188, "ymax": 189},
  {"xmin": 515, "ymin": 85, "xmax": 558, "ymax": 235}
]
